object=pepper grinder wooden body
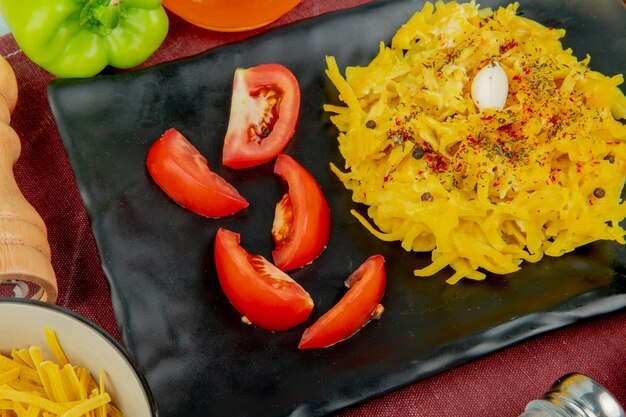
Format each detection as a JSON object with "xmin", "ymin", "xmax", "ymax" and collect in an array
[{"xmin": 0, "ymin": 55, "xmax": 57, "ymax": 303}]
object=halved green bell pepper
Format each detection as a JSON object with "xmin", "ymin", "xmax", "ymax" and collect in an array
[{"xmin": 0, "ymin": 0, "xmax": 169, "ymax": 78}]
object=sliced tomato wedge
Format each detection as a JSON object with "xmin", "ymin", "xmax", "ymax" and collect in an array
[
  {"xmin": 214, "ymin": 228, "xmax": 314, "ymax": 331},
  {"xmin": 222, "ymin": 63, "xmax": 300, "ymax": 169},
  {"xmin": 272, "ymin": 154, "xmax": 331, "ymax": 271},
  {"xmin": 147, "ymin": 128, "xmax": 248, "ymax": 218},
  {"xmin": 298, "ymin": 255, "xmax": 386, "ymax": 349}
]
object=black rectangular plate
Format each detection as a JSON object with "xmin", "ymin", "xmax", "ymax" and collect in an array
[{"xmin": 48, "ymin": 1, "xmax": 626, "ymax": 416}]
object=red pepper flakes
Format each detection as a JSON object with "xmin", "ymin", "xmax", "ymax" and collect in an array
[
  {"xmin": 499, "ymin": 40, "xmax": 519, "ymax": 54},
  {"xmin": 549, "ymin": 167, "xmax": 561, "ymax": 183},
  {"xmin": 497, "ymin": 123, "xmax": 514, "ymax": 135},
  {"xmin": 425, "ymin": 152, "xmax": 448, "ymax": 173},
  {"xmin": 387, "ymin": 123, "xmax": 414, "ymax": 146},
  {"xmin": 445, "ymin": 49, "xmax": 461, "ymax": 64},
  {"xmin": 576, "ymin": 162, "xmax": 583, "ymax": 174}
]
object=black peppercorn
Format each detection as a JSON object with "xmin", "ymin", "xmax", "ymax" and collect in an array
[
  {"xmin": 412, "ymin": 146, "xmax": 425, "ymax": 160},
  {"xmin": 593, "ymin": 187, "xmax": 605, "ymax": 198},
  {"xmin": 421, "ymin": 192, "xmax": 434, "ymax": 202},
  {"xmin": 366, "ymin": 120, "xmax": 377, "ymax": 129},
  {"xmin": 603, "ymin": 154, "xmax": 615, "ymax": 164}
]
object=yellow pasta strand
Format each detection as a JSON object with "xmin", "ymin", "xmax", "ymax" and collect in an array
[
  {"xmin": 0, "ymin": 386, "xmax": 67, "ymax": 415},
  {"xmin": 98, "ymin": 371, "xmax": 107, "ymax": 417},
  {"xmin": 0, "ymin": 356, "xmax": 38, "ymax": 384},
  {"xmin": 12, "ymin": 403, "xmax": 26, "ymax": 417},
  {"xmin": 28, "ymin": 348, "xmax": 53, "ymax": 401},
  {"xmin": 7, "ymin": 379, "xmax": 46, "ymax": 396},
  {"xmin": 59, "ymin": 393, "xmax": 111, "ymax": 417},
  {"xmin": 0, "ymin": 369, "xmax": 19, "ymax": 386},
  {"xmin": 13, "ymin": 350, "xmax": 35, "ymax": 371},
  {"xmin": 77, "ymin": 368, "xmax": 94, "ymax": 401},
  {"xmin": 9, "ymin": 351, "xmax": 29, "ymax": 369},
  {"xmin": 61, "ymin": 365, "xmax": 81, "ymax": 402},
  {"xmin": 40, "ymin": 362, "xmax": 71, "ymax": 403},
  {"xmin": 43, "ymin": 328, "xmax": 69, "ymax": 367},
  {"xmin": 24, "ymin": 405, "xmax": 40, "ymax": 417}
]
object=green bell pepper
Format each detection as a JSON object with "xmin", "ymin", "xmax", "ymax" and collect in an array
[{"xmin": 0, "ymin": 0, "xmax": 169, "ymax": 78}]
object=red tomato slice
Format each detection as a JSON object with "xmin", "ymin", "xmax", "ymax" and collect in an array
[
  {"xmin": 222, "ymin": 64, "xmax": 300, "ymax": 169},
  {"xmin": 214, "ymin": 228, "xmax": 314, "ymax": 331},
  {"xmin": 298, "ymin": 255, "xmax": 386, "ymax": 349},
  {"xmin": 272, "ymin": 154, "xmax": 331, "ymax": 271},
  {"xmin": 147, "ymin": 128, "xmax": 248, "ymax": 218}
]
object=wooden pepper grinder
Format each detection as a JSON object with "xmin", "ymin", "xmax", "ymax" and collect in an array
[{"xmin": 0, "ymin": 55, "xmax": 57, "ymax": 303}]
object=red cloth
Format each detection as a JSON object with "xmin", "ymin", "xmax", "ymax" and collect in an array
[{"xmin": 1, "ymin": 1, "xmax": 624, "ymax": 416}]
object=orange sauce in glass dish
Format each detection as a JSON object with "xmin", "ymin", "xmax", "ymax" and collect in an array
[{"xmin": 162, "ymin": 0, "xmax": 301, "ymax": 32}]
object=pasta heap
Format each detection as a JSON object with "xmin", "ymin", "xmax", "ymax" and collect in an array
[
  {"xmin": 0, "ymin": 328, "xmax": 122, "ymax": 417},
  {"xmin": 325, "ymin": 1, "xmax": 626, "ymax": 284}
]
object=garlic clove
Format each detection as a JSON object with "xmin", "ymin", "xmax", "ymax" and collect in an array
[{"xmin": 471, "ymin": 61, "xmax": 509, "ymax": 111}]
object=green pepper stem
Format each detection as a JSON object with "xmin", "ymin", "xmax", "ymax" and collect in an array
[{"xmin": 81, "ymin": 0, "xmax": 123, "ymax": 34}]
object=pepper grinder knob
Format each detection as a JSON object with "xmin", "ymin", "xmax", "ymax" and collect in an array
[{"xmin": 520, "ymin": 373, "xmax": 625, "ymax": 417}]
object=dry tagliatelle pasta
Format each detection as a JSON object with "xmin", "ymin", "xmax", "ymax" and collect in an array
[
  {"xmin": 325, "ymin": 1, "xmax": 626, "ymax": 284},
  {"xmin": 0, "ymin": 328, "xmax": 122, "ymax": 417}
]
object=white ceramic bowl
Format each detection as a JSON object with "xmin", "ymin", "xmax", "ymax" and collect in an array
[{"xmin": 0, "ymin": 299, "xmax": 158, "ymax": 416}]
